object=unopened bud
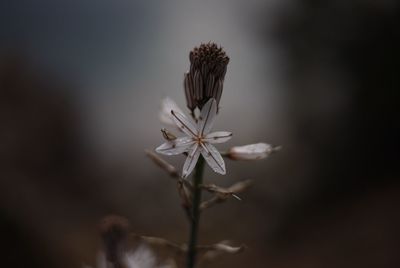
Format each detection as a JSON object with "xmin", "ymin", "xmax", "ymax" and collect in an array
[
  {"xmin": 198, "ymin": 241, "xmax": 246, "ymax": 262},
  {"xmin": 177, "ymin": 179, "xmax": 193, "ymax": 209},
  {"xmin": 228, "ymin": 143, "xmax": 279, "ymax": 160},
  {"xmin": 184, "ymin": 43, "xmax": 229, "ymax": 111}
]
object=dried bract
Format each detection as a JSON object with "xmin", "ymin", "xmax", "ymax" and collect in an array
[
  {"xmin": 177, "ymin": 179, "xmax": 192, "ymax": 203},
  {"xmin": 145, "ymin": 150, "xmax": 179, "ymax": 178},
  {"xmin": 198, "ymin": 241, "xmax": 246, "ymax": 262},
  {"xmin": 200, "ymin": 180, "xmax": 252, "ymax": 210},
  {"xmin": 132, "ymin": 234, "xmax": 185, "ymax": 254}
]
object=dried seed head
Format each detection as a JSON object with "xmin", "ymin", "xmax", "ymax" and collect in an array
[
  {"xmin": 184, "ymin": 43, "xmax": 229, "ymax": 111},
  {"xmin": 99, "ymin": 215, "xmax": 130, "ymax": 264}
]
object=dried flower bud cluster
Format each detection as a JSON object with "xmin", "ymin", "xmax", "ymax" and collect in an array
[{"xmin": 184, "ymin": 43, "xmax": 229, "ymax": 111}]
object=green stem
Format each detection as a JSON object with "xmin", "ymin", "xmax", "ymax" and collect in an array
[{"xmin": 186, "ymin": 156, "xmax": 205, "ymax": 268}]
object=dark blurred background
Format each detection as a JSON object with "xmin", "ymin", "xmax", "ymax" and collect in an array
[{"xmin": 1, "ymin": 0, "xmax": 399, "ymax": 267}]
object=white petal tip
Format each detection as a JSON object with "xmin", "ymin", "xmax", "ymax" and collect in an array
[{"xmin": 155, "ymin": 144, "xmax": 168, "ymax": 154}]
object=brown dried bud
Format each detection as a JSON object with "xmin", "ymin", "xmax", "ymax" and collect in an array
[
  {"xmin": 177, "ymin": 179, "xmax": 193, "ymax": 212},
  {"xmin": 200, "ymin": 180, "xmax": 252, "ymax": 210},
  {"xmin": 184, "ymin": 43, "xmax": 229, "ymax": 111},
  {"xmin": 161, "ymin": 128, "xmax": 177, "ymax": 141},
  {"xmin": 99, "ymin": 215, "xmax": 130, "ymax": 265}
]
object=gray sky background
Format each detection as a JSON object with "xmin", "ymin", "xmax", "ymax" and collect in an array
[{"xmin": 1, "ymin": 0, "xmax": 289, "ymax": 163}]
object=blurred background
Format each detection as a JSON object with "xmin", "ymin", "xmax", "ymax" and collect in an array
[{"xmin": 1, "ymin": 0, "xmax": 399, "ymax": 267}]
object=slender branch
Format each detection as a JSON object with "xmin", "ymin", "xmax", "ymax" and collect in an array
[
  {"xmin": 186, "ymin": 156, "xmax": 205, "ymax": 268},
  {"xmin": 145, "ymin": 149, "xmax": 179, "ymax": 178}
]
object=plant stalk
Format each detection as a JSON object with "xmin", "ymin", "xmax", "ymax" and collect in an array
[{"xmin": 186, "ymin": 156, "xmax": 205, "ymax": 268}]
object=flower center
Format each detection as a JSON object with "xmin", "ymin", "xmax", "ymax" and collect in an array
[{"xmin": 194, "ymin": 136, "xmax": 204, "ymax": 144}]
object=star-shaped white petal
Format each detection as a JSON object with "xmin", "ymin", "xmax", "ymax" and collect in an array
[{"xmin": 156, "ymin": 98, "xmax": 232, "ymax": 178}]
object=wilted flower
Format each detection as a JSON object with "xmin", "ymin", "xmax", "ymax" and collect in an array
[
  {"xmin": 228, "ymin": 143, "xmax": 278, "ymax": 160},
  {"xmin": 184, "ymin": 43, "xmax": 229, "ymax": 111},
  {"xmin": 156, "ymin": 98, "xmax": 232, "ymax": 178},
  {"xmin": 123, "ymin": 244, "xmax": 175, "ymax": 268},
  {"xmin": 85, "ymin": 216, "xmax": 176, "ymax": 268},
  {"xmin": 159, "ymin": 97, "xmax": 184, "ymax": 127},
  {"xmin": 87, "ymin": 244, "xmax": 175, "ymax": 268}
]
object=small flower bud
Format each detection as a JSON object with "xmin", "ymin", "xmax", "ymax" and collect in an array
[
  {"xmin": 184, "ymin": 43, "xmax": 229, "ymax": 111},
  {"xmin": 177, "ymin": 179, "xmax": 193, "ymax": 209},
  {"xmin": 161, "ymin": 128, "xmax": 177, "ymax": 141},
  {"xmin": 228, "ymin": 143, "xmax": 279, "ymax": 160},
  {"xmin": 198, "ymin": 241, "xmax": 246, "ymax": 262}
]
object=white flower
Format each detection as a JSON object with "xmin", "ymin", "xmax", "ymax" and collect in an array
[
  {"xmin": 86, "ymin": 245, "xmax": 175, "ymax": 268},
  {"xmin": 123, "ymin": 244, "xmax": 159, "ymax": 268},
  {"xmin": 228, "ymin": 143, "xmax": 276, "ymax": 160},
  {"xmin": 156, "ymin": 98, "xmax": 232, "ymax": 178}
]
